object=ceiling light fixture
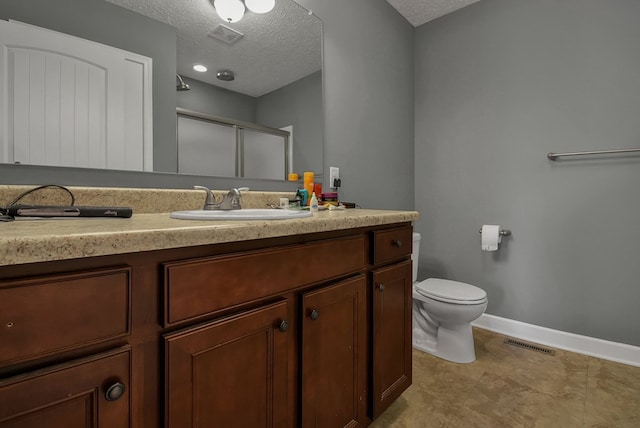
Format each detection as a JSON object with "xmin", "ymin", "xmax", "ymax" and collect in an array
[
  {"xmin": 212, "ymin": 0, "xmax": 275, "ymax": 23},
  {"xmin": 245, "ymin": 0, "xmax": 275, "ymax": 14},
  {"xmin": 213, "ymin": 0, "xmax": 245, "ymax": 23},
  {"xmin": 193, "ymin": 64, "xmax": 208, "ymax": 72},
  {"xmin": 217, "ymin": 70, "xmax": 235, "ymax": 81}
]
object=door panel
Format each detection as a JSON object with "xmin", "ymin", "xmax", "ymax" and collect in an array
[
  {"xmin": 371, "ymin": 260, "xmax": 413, "ymax": 417},
  {"xmin": 301, "ymin": 275, "xmax": 367, "ymax": 428},
  {"xmin": 165, "ymin": 300, "xmax": 289, "ymax": 428},
  {"xmin": 243, "ymin": 128, "xmax": 287, "ymax": 180},
  {"xmin": 177, "ymin": 116, "xmax": 236, "ymax": 176}
]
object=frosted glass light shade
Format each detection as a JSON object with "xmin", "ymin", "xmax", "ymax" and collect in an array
[
  {"xmin": 245, "ymin": 0, "xmax": 275, "ymax": 14},
  {"xmin": 214, "ymin": 0, "xmax": 245, "ymax": 23}
]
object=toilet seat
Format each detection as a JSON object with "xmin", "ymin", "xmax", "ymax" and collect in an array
[{"xmin": 415, "ymin": 278, "xmax": 487, "ymax": 305}]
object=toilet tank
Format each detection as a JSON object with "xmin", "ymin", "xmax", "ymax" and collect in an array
[{"xmin": 412, "ymin": 233, "xmax": 421, "ymax": 283}]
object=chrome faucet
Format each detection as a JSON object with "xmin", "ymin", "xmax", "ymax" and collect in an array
[{"xmin": 194, "ymin": 185, "xmax": 246, "ymax": 210}]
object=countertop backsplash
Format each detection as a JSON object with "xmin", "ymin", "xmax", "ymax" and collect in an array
[{"xmin": 0, "ymin": 185, "xmax": 294, "ymax": 213}]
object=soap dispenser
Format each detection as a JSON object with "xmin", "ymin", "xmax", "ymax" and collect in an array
[{"xmin": 310, "ymin": 192, "xmax": 319, "ymax": 212}]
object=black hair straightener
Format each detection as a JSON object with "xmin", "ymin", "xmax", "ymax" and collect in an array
[{"xmin": 5, "ymin": 205, "xmax": 133, "ymax": 218}]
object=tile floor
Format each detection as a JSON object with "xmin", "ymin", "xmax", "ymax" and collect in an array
[{"xmin": 370, "ymin": 328, "xmax": 640, "ymax": 428}]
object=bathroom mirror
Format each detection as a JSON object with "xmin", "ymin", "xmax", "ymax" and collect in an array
[{"xmin": 0, "ymin": 0, "xmax": 323, "ymax": 184}]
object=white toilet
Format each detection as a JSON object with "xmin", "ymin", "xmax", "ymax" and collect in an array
[{"xmin": 411, "ymin": 233, "xmax": 488, "ymax": 363}]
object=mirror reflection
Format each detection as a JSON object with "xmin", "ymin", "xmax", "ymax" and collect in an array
[{"xmin": 0, "ymin": 0, "xmax": 323, "ymax": 181}]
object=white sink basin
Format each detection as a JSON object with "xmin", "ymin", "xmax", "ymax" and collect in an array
[{"xmin": 170, "ymin": 208, "xmax": 313, "ymax": 220}]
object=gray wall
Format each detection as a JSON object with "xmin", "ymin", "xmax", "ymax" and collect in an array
[
  {"xmin": 299, "ymin": 0, "xmax": 415, "ymax": 209},
  {"xmin": 414, "ymin": 0, "xmax": 640, "ymax": 346},
  {"xmin": 257, "ymin": 71, "xmax": 323, "ymax": 175},
  {"xmin": 177, "ymin": 77, "xmax": 257, "ymax": 124}
]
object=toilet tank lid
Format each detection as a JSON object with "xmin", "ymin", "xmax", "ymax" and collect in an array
[{"xmin": 416, "ymin": 278, "xmax": 487, "ymax": 302}]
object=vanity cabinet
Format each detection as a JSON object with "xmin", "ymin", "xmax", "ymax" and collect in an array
[
  {"xmin": 162, "ymin": 235, "xmax": 368, "ymax": 427},
  {"xmin": 368, "ymin": 226, "xmax": 414, "ymax": 418},
  {"xmin": 0, "ymin": 221, "xmax": 414, "ymax": 428}
]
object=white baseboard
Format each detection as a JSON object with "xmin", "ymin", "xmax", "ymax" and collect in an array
[{"xmin": 472, "ymin": 313, "xmax": 640, "ymax": 368}]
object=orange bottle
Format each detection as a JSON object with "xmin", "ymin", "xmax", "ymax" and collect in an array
[{"xmin": 303, "ymin": 172, "xmax": 314, "ymax": 205}]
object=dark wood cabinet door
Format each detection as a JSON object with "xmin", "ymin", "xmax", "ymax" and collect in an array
[
  {"xmin": 371, "ymin": 260, "xmax": 413, "ymax": 418},
  {"xmin": 164, "ymin": 300, "xmax": 289, "ymax": 428},
  {"xmin": 0, "ymin": 347, "xmax": 131, "ymax": 428},
  {"xmin": 301, "ymin": 275, "xmax": 367, "ymax": 428}
]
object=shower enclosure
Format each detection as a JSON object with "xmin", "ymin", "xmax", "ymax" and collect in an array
[{"xmin": 177, "ymin": 108, "xmax": 291, "ymax": 180}]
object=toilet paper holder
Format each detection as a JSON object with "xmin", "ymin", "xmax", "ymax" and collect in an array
[{"xmin": 478, "ymin": 228, "xmax": 511, "ymax": 236}]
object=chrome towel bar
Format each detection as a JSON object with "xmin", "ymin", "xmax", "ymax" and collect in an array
[{"xmin": 547, "ymin": 147, "xmax": 640, "ymax": 160}]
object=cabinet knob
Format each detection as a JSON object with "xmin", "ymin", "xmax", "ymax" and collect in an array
[
  {"xmin": 310, "ymin": 309, "xmax": 320, "ymax": 320},
  {"xmin": 392, "ymin": 239, "xmax": 403, "ymax": 248},
  {"xmin": 377, "ymin": 283, "xmax": 385, "ymax": 291},
  {"xmin": 105, "ymin": 382, "xmax": 126, "ymax": 401},
  {"xmin": 278, "ymin": 320, "xmax": 289, "ymax": 332}
]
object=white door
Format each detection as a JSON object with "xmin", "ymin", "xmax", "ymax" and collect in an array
[{"xmin": 0, "ymin": 20, "xmax": 153, "ymax": 171}]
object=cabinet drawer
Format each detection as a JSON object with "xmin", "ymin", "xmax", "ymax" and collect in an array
[
  {"xmin": 0, "ymin": 267, "xmax": 131, "ymax": 365},
  {"xmin": 372, "ymin": 226, "xmax": 413, "ymax": 265},
  {"xmin": 163, "ymin": 236, "xmax": 366, "ymax": 326},
  {"xmin": 0, "ymin": 347, "xmax": 131, "ymax": 426}
]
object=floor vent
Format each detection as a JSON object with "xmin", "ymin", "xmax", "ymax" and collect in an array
[{"xmin": 504, "ymin": 338, "xmax": 556, "ymax": 356}]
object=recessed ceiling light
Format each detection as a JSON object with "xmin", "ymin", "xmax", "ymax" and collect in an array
[{"xmin": 193, "ymin": 65, "xmax": 208, "ymax": 72}]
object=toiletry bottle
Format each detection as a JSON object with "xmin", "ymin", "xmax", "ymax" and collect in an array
[
  {"xmin": 310, "ymin": 192, "xmax": 318, "ymax": 212},
  {"xmin": 303, "ymin": 172, "xmax": 314, "ymax": 205},
  {"xmin": 299, "ymin": 189, "xmax": 308, "ymax": 206},
  {"xmin": 313, "ymin": 182, "xmax": 322, "ymax": 198},
  {"xmin": 292, "ymin": 189, "xmax": 303, "ymax": 207}
]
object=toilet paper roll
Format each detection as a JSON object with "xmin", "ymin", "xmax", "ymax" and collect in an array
[{"xmin": 481, "ymin": 225, "xmax": 501, "ymax": 251}]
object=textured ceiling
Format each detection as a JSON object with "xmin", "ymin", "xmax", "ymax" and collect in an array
[
  {"xmin": 387, "ymin": 0, "xmax": 481, "ymax": 27},
  {"xmin": 105, "ymin": 0, "xmax": 479, "ymax": 96},
  {"xmin": 106, "ymin": 0, "xmax": 321, "ymax": 97}
]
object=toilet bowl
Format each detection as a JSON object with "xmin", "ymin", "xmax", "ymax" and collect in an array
[{"xmin": 411, "ymin": 233, "xmax": 488, "ymax": 363}]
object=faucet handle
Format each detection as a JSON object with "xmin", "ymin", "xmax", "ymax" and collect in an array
[
  {"xmin": 227, "ymin": 188, "xmax": 243, "ymax": 209},
  {"xmin": 194, "ymin": 185, "xmax": 217, "ymax": 209}
]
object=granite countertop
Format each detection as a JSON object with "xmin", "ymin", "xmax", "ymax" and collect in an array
[{"xmin": 0, "ymin": 209, "xmax": 419, "ymax": 266}]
